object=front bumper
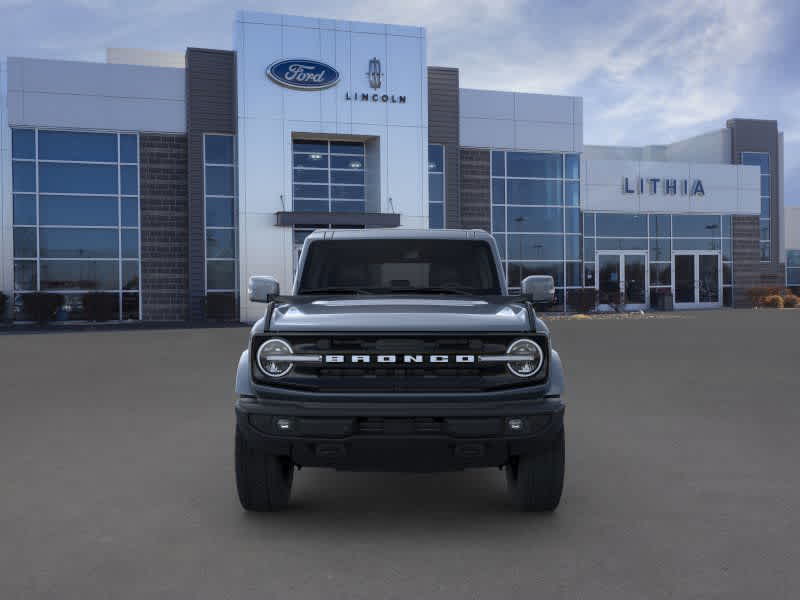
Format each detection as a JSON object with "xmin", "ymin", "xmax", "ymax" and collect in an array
[{"xmin": 235, "ymin": 396, "xmax": 565, "ymax": 472}]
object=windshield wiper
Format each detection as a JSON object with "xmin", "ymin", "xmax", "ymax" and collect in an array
[{"xmin": 299, "ymin": 286, "xmax": 378, "ymax": 295}]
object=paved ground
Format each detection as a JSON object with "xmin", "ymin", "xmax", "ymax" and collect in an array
[{"xmin": 1, "ymin": 309, "xmax": 799, "ymax": 599}]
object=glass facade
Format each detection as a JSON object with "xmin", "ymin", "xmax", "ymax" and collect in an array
[
  {"xmin": 428, "ymin": 144, "xmax": 444, "ymax": 229},
  {"xmin": 742, "ymin": 152, "xmax": 770, "ymax": 261},
  {"xmin": 204, "ymin": 134, "xmax": 238, "ymax": 294},
  {"xmin": 490, "ymin": 150, "xmax": 580, "ymax": 310},
  {"xmin": 787, "ymin": 250, "xmax": 800, "ymax": 288},
  {"xmin": 11, "ymin": 128, "xmax": 141, "ymax": 320},
  {"xmin": 292, "ymin": 140, "xmax": 365, "ymax": 213}
]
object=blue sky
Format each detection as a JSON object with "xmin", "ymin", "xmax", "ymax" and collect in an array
[{"xmin": 2, "ymin": 0, "xmax": 798, "ymax": 204}]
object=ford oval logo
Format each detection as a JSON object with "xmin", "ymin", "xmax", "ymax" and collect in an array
[{"xmin": 267, "ymin": 59, "xmax": 340, "ymax": 90}]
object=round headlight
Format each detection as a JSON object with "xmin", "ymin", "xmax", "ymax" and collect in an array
[
  {"xmin": 506, "ymin": 339, "xmax": 544, "ymax": 378},
  {"xmin": 256, "ymin": 338, "xmax": 294, "ymax": 378}
]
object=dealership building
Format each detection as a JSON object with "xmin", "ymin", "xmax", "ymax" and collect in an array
[{"xmin": 0, "ymin": 10, "xmax": 795, "ymax": 323}]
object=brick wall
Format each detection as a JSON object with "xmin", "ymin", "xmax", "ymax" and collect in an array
[
  {"xmin": 139, "ymin": 134, "xmax": 189, "ymax": 321},
  {"xmin": 459, "ymin": 149, "xmax": 490, "ymax": 231},
  {"xmin": 732, "ymin": 216, "xmax": 760, "ymax": 307}
]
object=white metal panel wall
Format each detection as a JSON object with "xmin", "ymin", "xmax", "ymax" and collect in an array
[
  {"xmin": 459, "ymin": 88, "xmax": 582, "ymax": 153},
  {"xmin": 6, "ymin": 58, "xmax": 185, "ymax": 133},
  {"xmin": 784, "ymin": 206, "xmax": 800, "ymax": 250},
  {"xmin": 235, "ymin": 11, "xmax": 429, "ymax": 322},
  {"xmin": 1, "ymin": 59, "xmax": 11, "ymax": 297}
]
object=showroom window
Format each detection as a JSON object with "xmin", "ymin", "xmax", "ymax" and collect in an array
[
  {"xmin": 742, "ymin": 152, "xmax": 770, "ymax": 261},
  {"xmin": 428, "ymin": 144, "xmax": 444, "ymax": 229},
  {"xmin": 490, "ymin": 150, "xmax": 581, "ymax": 311},
  {"xmin": 292, "ymin": 140, "xmax": 365, "ymax": 213},
  {"xmin": 788, "ymin": 250, "xmax": 800, "ymax": 289},
  {"xmin": 11, "ymin": 128, "xmax": 141, "ymax": 321},
  {"xmin": 204, "ymin": 134, "xmax": 238, "ymax": 298}
]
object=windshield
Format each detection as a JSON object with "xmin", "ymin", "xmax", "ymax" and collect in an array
[{"xmin": 297, "ymin": 239, "xmax": 502, "ymax": 295}]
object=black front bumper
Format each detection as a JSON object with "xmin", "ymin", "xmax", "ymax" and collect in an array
[{"xmin": 235, "ymin": 396, "xmax": 565, "ymax": 472}]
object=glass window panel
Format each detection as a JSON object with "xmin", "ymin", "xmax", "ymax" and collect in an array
[
  {"xmin": 492, "ymin": 206, "xmax": 506, "ymax": 232},
  {"xmin": 121, "ymin": 229, "xmax": 139, "ymax": 258},
  {"xmin": 565, "ymin": 154, "xmax": 580, "ymax": 180},
  {"xmin": 330, "ymin": 141, "xmax": 364, "ymax": 155},
  {"xmin": 331, "ymin": 185, "xmax": 364, "ymax": 200},
  {"xmin": 723, "ymin": 263, "xmax": 732, "ymax": 285},
  {"xmin": 39, "ymin": 163, "xmax": 118, "ymax": 194},
  {"xmin": 583, "ymin": 213, "xmax": 595, "ymax": 237},
  {"xmin": 121, "ymin": 165, "xmax": 138, "ymax": 195},
  {"xmin": 492, "ymin": 179, "xmax": 505, "ymax": 205},
  {"xmin": 787, "ymin": 268, "xmax": 800, "ymax": 285},
  {"xmin": 723, "ymin": 287, "xmax": 732, "ymax": 307},
  {"xmin": 584, "ymin": 262, "xmax": 595, "ymax": 287},
  {"xmin": 294, "ymin": 184, "xmax": 329, "ymax": 199},
  {"xmin": 14, "ymin": 261, "xmax": 37, "ymax": 291},
  {"xmin": 760, "ymin": 242, "xmax": 770, "ymax": 261},
  {"xmin": 120, "ymin": 134, "xmax": 138, "ymax": 163},
  {"xmin": 760, "ymin": 175, "xmax": 770, "ymax": 196},
  {"xmin": 206, "ymin": 196, "xmax": 234, "ymax": 227},
  {"xmin": 122, "ymin": 261, "xmax": 139, "ymax": 290},
  {"xmin": 205, "ymin": 166, "xmax": 234, "ymax": 195},
  {"xmin": 507, "ymin": 179, "xmax": 562, "ymax": 205},
  {"xmin": 38, "ymin": 130, "xmax": 118, "ymax": 162},
  {"xmin": 721, "ymin": 215, "xmax": 732, "ymax": 237},
  {"xmin": 332, "ymin": 170, "xmax": 365, "ymax": 185},
  {"xmin": 330, "ymin": 155, "xmax": 362, "ymax": 169},
  {"xmin": 672, "ymin": 214, "xmax": 721, "ymax": 237},
  {"xmin": 13, "ymin": 194, "xmax": 36, "ymax": 225},
  {"xmin": 565, "ymin": 262, "xmax": 581, "ymax": 287},
  {"xmin": 121, "ymin": 198, "xmax": 139, "ymax": 227},
  {"xmin": 205, "ymin": 135, "xmax": 234, "ymax": 164},
  {"xmin": 565, "ymin": 207, "xmax": 580, "ymax": 233},
  {"xmin": 722, "ymin": 238, "xmax": 732, "ymax": 262},
  {"xmin": 429, "ymin": 173, "xmax": 443, "ymax": 204},
  {"xmin": 673, "ymin": 238, "xmax": 721, "ymax": 251},
  {"xmin": 650, "ymin": 263, "xmax": 671, "ymax": 286},
  {"xmin": 293, "ymin": 168, "xmax": 328, "ymax": 183},
  {"xmin": 293, "ymin": 153, "xmax": 329, "ymax": 168},
  {"xmin": 122, "ymin": 293, "xmax": 140, "ymax": 320},
  {"xmin": 207, "ymin": 229, "xmax": 235, "ymax": 258},
  {"xmin": 595, "ymin": 213, "xmax": 647, "ymax": 237},
  {"xmin": 13, "ymin": 227, "xmax": 36, "ymax": 258},
  {"xmin": 507, "ymin": 152, "xmax": 562, "ymax": 178},
  {"xmin": 429, "ymin": 202, "xmax": 443, "ymax": 229},
  {"xmin": 787, "ymin": 251, "xmax": 800, "ymax": 268},
  {"xmin": 12, "ymin": 161, "xmax": 36, "ymax": 192},
  {"xmin": 428, "ymin": 144, "xmax": 444, "ymax": 172},
  {"xmin": 565, "ymin": 181, "xmax": 579, "ymax": 206},
  {"xmin": 207, "ymin": 260, "xmax": 236, "ymax": 290},
  {"xmin": 565, "ymin": 235, "xmax": 581, "ymax": 260},
  {"xmin": 759, "ymin": 219, "xmax": 770, "ymax": 241},
  {"xmin": 40, "ymin": 228, "xmax": 118, "ymax": 258},
  {"xmin": 507, "ymin": 206, "xmax": 563, "ymax": 233},
  {"xmin": 493, "ymin": 234, "xmax": 506, "ymax": 260},
  {"xmin": 596, "ymin": 238, "xmax": 647, "ymax": 251},
  {"xmin": 293, "ymin": 228, "xmax": 314, "ymax": 245},
  {"xmin": 761, "ymin": 197, "xmax": 770, "ymax": 218},
  {"xmin": 741, "ymin": 152, "xmax": 769, "ymax": 174},
  {"xmin": 12, "ymin": 129, "xmax": 35, "ymax": 159},
  {"xmin": 649, "ymin": 214, "xmax": 671, "ymax": 237},
  {"xmin": 583, "ymin": 238, "xmax": 594, "ymax": 261},
  {"xmin": 293, "ymin": 140, "xmax": 328, "ymax": 154},
  {"xmin": 40, "ymin": 195, "xmax": 118, "ymax": 226},
  {"xmin": 649, "ymin": 238, "xmax": 671, "ymax": 261},
  {"xmin": 491, "ymin": 151, "xmax": 505, "ymax": 177},
  {"xmin": 40, "ymin": 260, "xmax": 119, "ymax": 290},
  {"xmin": 507, "ymin": 261, "xmax": 564, "ymax": 287},
  {"xmin": 507, "ymin": 235, "xmax": 564, "ymax": 260},
  {"xmin": 294, "ymin": 199, "xmax": 329, "ymax": 212},
  {"xmin": 331, "ymin": 200, "xmax": 365, "ymax": 213}
]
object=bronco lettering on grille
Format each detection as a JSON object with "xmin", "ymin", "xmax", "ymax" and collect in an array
[{"xmin": 323, "ymin": 354, "xmax": 476, "ymax": 364}]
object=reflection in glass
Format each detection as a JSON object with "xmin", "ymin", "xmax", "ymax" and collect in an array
[
  {"xmin": 507, "ymin": 206, "xmax": 563, "ymax": 233},
  {"xmin": 39, "ymin": 228, "xmax": 118, "ymax": 258},
  {"xmin": 205, "ymin": 135, "xmax": 234, "ymax": 164},
  {"xmin": 507, "ymin": 152, "xmax": 563, "ymax": 179},
  {"xmin": 40, "ymin": 260, "xmax": 119, "ymax": 290},
  {"xmin": 207, "ymin": 229, "xmax": 236, "ymax": 258},
  {"xmin": 207, "ymin": 260, "xmax": 236, "ymax": 290},
  {"xmin": 12, "ymin": 129, "xmax": 35, "ymax": 159},
  {"xmin": 39, "ymin": 163, "xmax": 118, "ymax": 194},
  {"xmin": 13, "ymin": 227, "xmax": 36, "ymax": 258},
  {"xmin": 40, "ymin": 195, "xmax": 118, "ymax": 226},
  {"xmin": 14, "ymin": 261, "xmax": 37, "ymax": 291},
  {"xmin": 507, "ymin": 180, "xmax": 562, "ymax": 205},
  {"xmin": 674, "ymin": 255, "xmax": 695, "ymax": 303},
  {"xmin": 122, "ymin": 261, "xmax": 139, "ymax": 290},
  {"xmin": 38, "ymin": 130, "xmax": 117, "ymax": 162},
  {"xmin": 13, "ymin": 194, "xmax": 36, "ymax": 225},
  {"xmin": 596, "ymin": 213, "xmax": 647, "ymax": 237},
  {"xmin": 507, "ymin": 235, "xmax": 564, "ymax": 260}
]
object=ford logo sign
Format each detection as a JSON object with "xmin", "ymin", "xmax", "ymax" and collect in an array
[{"xmin": 267, "ymin": 59, "xmax": 340, "ymax": 90}]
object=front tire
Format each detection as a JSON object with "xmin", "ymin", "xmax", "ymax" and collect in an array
[
  {"xmin": 506, "ymin": 427, "xmax": 565, "ymax": 512},
  {"xmin": 235, "ymin": 427, "xmax": 294, "ymax": 511}
]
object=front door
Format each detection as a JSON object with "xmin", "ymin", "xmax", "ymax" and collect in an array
[
  {"xmin": 596, "ymin": 252, "xmax": 648, "ymax": 311},
  {"xmin": 672, "ymin": 252, "xmax": 721, "ymax": 309}
]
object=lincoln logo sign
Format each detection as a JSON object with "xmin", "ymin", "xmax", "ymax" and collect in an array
[
  {"xmin": 623, "ymin": 177, "xmax": 705, "ymax": 196},
  {"xmin": 266, "ymin": 59, "xmax": 340, "ymax": 90}
]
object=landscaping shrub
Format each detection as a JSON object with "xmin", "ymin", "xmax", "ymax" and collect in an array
[
  {"xmin": 782, "ymin": 294, "xmax": 799, "ymax": 308},
  {"xmin": 21, "ymin": 292, "xmax": 64, "ymax": 324},
  {"xmin": 747, "ymin": 287, "xmax": 789, "ymax": 307},
  {"xmin": 762, "ymin": 295, "xmax": 784, "ymax": 309},
  {"xmin": 83, "ymin": 292, "xmax": 118, "ymax": 322}
]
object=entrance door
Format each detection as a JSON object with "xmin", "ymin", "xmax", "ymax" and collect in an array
[
  {"xmin": 596, "ymin": 252, "xmax": 648, "ymax": 311},
  {"xmin": 672, "ymin": 252, "xmax": 721, "ymax": 309}
]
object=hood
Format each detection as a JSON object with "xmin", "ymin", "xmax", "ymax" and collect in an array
[{"xmin": 269, "ymin": 296, "xmax": 532, "ymax": 333}]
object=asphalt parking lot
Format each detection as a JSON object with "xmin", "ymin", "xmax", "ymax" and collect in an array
[{"xmin": 1, "ymin": 309, "xmax": 799, "ymax": 599}]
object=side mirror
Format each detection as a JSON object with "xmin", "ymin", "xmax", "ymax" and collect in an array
[
  {"xmin": 521, "ymin": 275, "xmax": 555, "ymax": 304},
  {"xmin": 248, "ymin": 276, "xmax": 280, "ymax": 303}
]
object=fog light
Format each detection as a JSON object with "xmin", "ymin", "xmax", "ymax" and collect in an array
[
  {"xmin": 507, "ymin": 418, "xmax": 525, "ymax": 432},
  {"xmin": 275, "ymin": 418, "xmax": 293, "ymax": 432}
]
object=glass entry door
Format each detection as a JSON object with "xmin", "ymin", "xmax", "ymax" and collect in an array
[
  {"xmin": 672, "ymin": 252, "xmax": 721, "ymax": 309},
  {"xmin": 596, "ymin": 252, "xmax": 648, "ymax": 310}
]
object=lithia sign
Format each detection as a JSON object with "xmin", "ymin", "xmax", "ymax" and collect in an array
[
  {"xmin": 266, "ymin": 57, "xmax": 406, "ymax": 103},
  {"xmin": 623, "ymin": 177, "xmax": 705, "ymax": 196}
]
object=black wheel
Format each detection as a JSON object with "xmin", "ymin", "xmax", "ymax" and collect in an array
[
  {"xmin": 506, "ymin": 427, "xmax": 565, "ymax": 512},
  {"xmin": 235, "ymin": 427, "xmax": 294, "ymax": 511}
]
